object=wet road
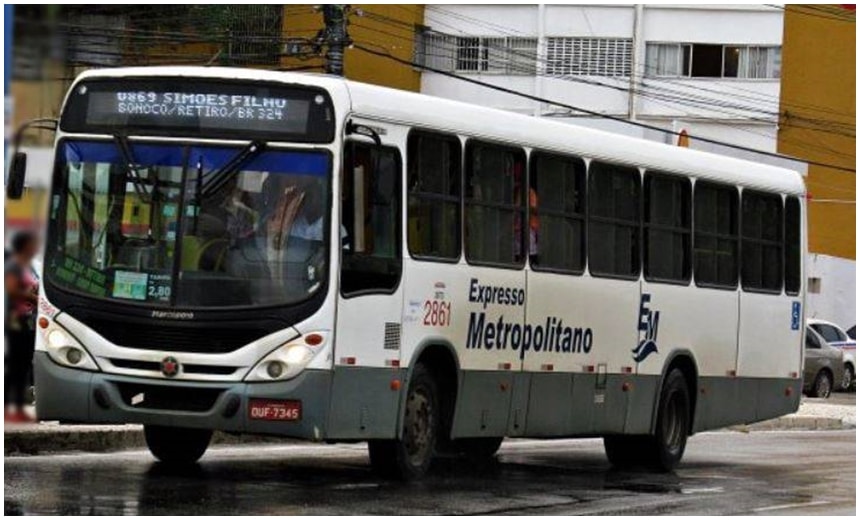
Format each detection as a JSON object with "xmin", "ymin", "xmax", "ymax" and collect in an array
[{"xmin": 4, "ymin": 431, "xmax": 855, "ymax": 515}]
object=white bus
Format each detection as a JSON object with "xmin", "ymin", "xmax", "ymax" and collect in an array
[{"xmin": 10, "ymin": 67, "xmax": 806, "ymax": 479}]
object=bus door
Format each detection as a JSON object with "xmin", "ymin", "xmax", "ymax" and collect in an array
[{"xmin": 329, "ymin": 132, "xmax": 405, "ymax": 439}]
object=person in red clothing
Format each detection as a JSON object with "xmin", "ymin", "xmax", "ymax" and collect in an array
[{"xmin": 5, "ymin": 231, "xmax": 39, "ymax": 423}]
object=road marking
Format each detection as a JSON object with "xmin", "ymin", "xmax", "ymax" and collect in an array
[
  {"xmin": 680, "ymin": 486, "xmax": 724, "ymax": 494},
  {"xmin": 753, "ymin": 500, "xmax": 831, "ymax": 512}
]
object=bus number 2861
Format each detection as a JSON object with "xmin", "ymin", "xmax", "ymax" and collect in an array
[{"xmin": 423, "ymin": 300, "xmax": 452, "ymax": 327}]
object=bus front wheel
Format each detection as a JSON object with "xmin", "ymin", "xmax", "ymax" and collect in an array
[
  {"xmin": 368, "ymin": 363, "xmax": 439, "ymax": 480},
  {"xmin": 604, "ymin": 368, "xmax": 690, "ymax": 472},
  {"xmin": 144, "ymin": 425, "xmax": 213, "ymax": 465}
]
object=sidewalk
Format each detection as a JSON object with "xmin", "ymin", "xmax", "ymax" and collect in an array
[
  {"xmin": 729, "ymin": 397, "xmax": 856, "ymax": 432},
  {"xmin": 5, "ymin": 397, "xmax": 855, "ymax": 456},
  {"xmin": 4, "ymin": 405, "xmax": 299, "ymax": 455}
]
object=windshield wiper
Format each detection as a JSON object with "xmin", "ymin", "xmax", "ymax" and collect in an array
[
  {"xmin": 113, "ymin": 134, "xmax": 152, "ymax": 205},
  {"xmin": 200, "ymin": 140, "xmax": 267, "ymax": 198}
]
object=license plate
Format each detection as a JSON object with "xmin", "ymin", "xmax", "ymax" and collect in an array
[{"xmin": 248, "ymin": 399, "xmax": 302, "ymax": 421}]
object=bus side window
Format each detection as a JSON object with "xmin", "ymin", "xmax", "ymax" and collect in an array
[
  {"xmin": 406, "ymin": 131, "xmax": 462, "ymax": 260},
  {"xmin": 694, "ymin": 181, "xmax": 739, "ymax": 288},
  {"xmin": 644, "ymin": 172, "xmax": 692, "ymax": 283},
  {"xmin": 464, "ymin": 140, "xmax": 527, "ymax": 267},
  {"xmin": 340, "ymin": 141, "xmax": 402, "ymax": 296},
  {"xmin": 784, "ymin": 196, "xmax": 801, "ymax": 295},
  {"xmin": 587, "ymin": 161, "xmax": 641, "ymax": 278},
  {"xmin": 529, "ymin": 151, "xmax": 586, "ymax": 273},
  {"xmin": 741, "ymin": 190, "xmax": 783, "ymax": 292}
]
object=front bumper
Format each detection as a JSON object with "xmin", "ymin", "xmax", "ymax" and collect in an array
[{"xmin": 33, "ymin": 352, "xmax": 332, "ymax": 440}]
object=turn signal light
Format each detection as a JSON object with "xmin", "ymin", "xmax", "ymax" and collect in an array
[
  {"xmin": 305, "ymin": 333, "xmax": 324, "ymax": 346},
  {"xmin": 38, "ymin": 317, "xmax": 49, "ymax": 329}
]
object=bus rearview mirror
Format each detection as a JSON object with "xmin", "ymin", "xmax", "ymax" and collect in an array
[{"xmin": 6, "ymin": 152, "xmax": 27, "ymax": 200}]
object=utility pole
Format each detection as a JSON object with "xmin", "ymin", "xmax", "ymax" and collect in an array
[{"xmin": 320, "ymin": 5, "xmax": 351, "ymax": 76}]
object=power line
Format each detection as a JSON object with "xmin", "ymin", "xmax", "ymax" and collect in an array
[
  {"xmin": 765, "ymin": 4, "xmax": 856, "ymax": 23},
  {"xmin": 354, "ymin": 43, "xmax": 855, "ymax": 173},
  {"xmin": 361, "ymin": 10, "xmax": 856, "ymax": 133},
  {"xmin": 417, "ymin": 5, "xmax": 856, "ymax": 119},
  {"xmin": 365, "ymin": 16, "xmax": 856, "ymax": 139}
]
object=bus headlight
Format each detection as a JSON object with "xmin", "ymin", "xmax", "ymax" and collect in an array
[
  {"xmin": 44, "ymin": 325, "xmax": 100, "ymax": 372},
  {"xmin": 245, "ymin": 334, "xmax": 324, "ymax": 382}
]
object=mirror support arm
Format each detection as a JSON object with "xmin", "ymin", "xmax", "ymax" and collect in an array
[{"xmin": 11, "ymin": 118, "xmax": 59, "ymax": 150}]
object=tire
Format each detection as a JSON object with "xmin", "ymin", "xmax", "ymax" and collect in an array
[
  {"xmin": 453, "ymin": 437, "xmax": 504, "ymax": 461},
  {"xmin": 604, "ymin": 368, "xmax": 690, "ymax": 472},
  {"xmin": 840, "ymin": 364, "xmax": 854, "ymax": 392},
  {"xmin": 812, "ymin": 370, "xmax": 833, "ymax": 398},
  {"xmin": 368, "ymin": 363, "xmax": 439, "ymax": 480},
  {"xmin": 144, "ymin": 425, "xmax": 212, "ymax": 465}
]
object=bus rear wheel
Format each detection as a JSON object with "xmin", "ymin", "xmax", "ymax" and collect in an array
[
  {"xmin": 368, "ymin": 363, "xmax": 439, "ymax": 480},
  {"xmin": 604, "ymin": 368, "xmax": 690, "ymax": 472},
  {"xmin": 144, "ymin": 425, "xmax": 212, "ymax": 465}
]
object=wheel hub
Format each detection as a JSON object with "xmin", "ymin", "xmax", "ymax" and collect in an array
[{"xmin": 403, "ymin": 388, "xmax": 433, "ymax": 465}]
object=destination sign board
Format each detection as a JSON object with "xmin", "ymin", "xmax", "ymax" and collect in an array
[{"xmin": 61, "ymin": 78, "xmax": 335, "ymax": 142}]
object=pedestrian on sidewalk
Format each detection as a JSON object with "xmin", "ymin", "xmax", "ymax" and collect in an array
[{"xmin": 5, "ymin": 231, "xmax": 39, "ymax": 423}]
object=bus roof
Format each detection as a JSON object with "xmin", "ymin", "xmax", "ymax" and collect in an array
[{"xmin": 72, "ymin": 66, "xmax": 806, "ymax": 196}]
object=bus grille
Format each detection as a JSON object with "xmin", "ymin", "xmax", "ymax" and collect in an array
[
  {"xmin": 85, "ymin": 319, "xmax": 268, "ymax": 354},
  {"xmin": 115, "ymin": 382, "xmax": 224, "ymax": 412},
  {"xmin": 109, "ymin": 358, "xmax": 240, "ymax": 376}
]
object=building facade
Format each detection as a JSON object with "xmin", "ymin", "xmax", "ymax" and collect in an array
[
  {"xmin": 416, "ymin": 4, "xmax": 784, "ymax": 156},
  {"xmin": 777, "ymin": 5, "xmax": 856, "ymax": 327}
]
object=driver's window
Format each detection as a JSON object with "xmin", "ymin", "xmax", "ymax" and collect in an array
[{"xmin": 340, "ymin": 141, "xmax": 402, "ymax": 296}]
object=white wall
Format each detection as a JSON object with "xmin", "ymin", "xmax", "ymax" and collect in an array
[
  {"xmin": 642, "ymin": 5, "xmax": 783, "ymax": 44},
  {"xmin": 806, "ymin": 254, "xmax": 857, "ymax": 329}
]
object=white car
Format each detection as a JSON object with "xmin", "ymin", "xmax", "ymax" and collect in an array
[{"xmin": 808, "ymin": 318, "xmax": 855, "ymax": 391}]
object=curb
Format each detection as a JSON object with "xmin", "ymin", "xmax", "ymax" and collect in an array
[
  {"xmin": 6, "ymin": 414, "xmax": 854, "ymax": 456},
  {"xmin": 4, "ymin": 426, "xmax": 299, "ymax": 456},
  {"xmin": 728, "ymin": 415, "xmax": 855, "ymax": 433}
]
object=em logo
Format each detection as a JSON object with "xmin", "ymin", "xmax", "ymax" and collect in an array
[{"xmin": 633, "ymin": 293, "xmax": 660, "ymax": 363}]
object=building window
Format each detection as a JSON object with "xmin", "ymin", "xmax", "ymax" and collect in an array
[
  {"xmin": 407, "ymin": 131, "xmax": 462, "ymax": 260},
  {"xmin": 784, "ymin": 196, "xmax": 801, "ymax": 295},
  {"xmin": 456, "ymin": 37, "xmax": 485, "ymax": 71},
  {"xmin": 723, "ymin": 46, "xmax": 781, "ymax": 79},
  {"xmin": 465, "ymin": 141, "xmax": 527, "ymax": 266},
  {"xmin": 529, "ymin": 152, "xmax": 586, "ymax": 273},
  {"xmin": 546, "ymin": 37, "xmax": 633, "ymax": 77},
  {"xmin": 341, "ymin": 142, "xmax": 402, "ymax": 296},
  {"xmin": 644, "ymin": 172, "xmax": 692, "ymax": 283},
  {"xmin": 694, "ymin": 181, "xmax": 738, "ymax": 288},
  {"xmin": 588, "ymin": 162, "xmax": 641, "ymax": 278},
  {"xmin": 645, "ymin": 43, "xmax": 692, "ymax": 77},
  {"xmin": 741, "ymin": 190, "xmax": 783, "ymax": 292},
  {"xmin": 415, "ymin": 30, "xmax": 537, "ymax": 75},
  {"xmin": 645, "ymin": 43, "xmax": 781, "ymax": 79}
]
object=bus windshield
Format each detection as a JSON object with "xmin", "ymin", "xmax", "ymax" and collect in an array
[{"xmin": 45, "ymin": 139, "xmax": 331, "ymax": 308}]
